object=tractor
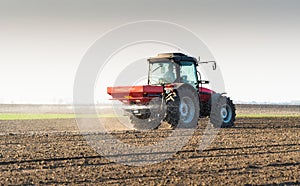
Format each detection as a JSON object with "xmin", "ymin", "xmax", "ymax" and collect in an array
[{"xmin": 107, "ymin": 53, "xmax": 236, "ymax": 130}]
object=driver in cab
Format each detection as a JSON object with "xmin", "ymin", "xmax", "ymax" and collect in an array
[{"xmin": 163, "ymin": 64, "xmax": 175, "ymax": 83}]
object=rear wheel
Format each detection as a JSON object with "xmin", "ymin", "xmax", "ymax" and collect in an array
[
  {"xmin": 210, "ymin": 95, "xmax": 236, "ymax": 128},
  {"xmin": 166, "ymin": 86, "xmax": 200, "ymax": 129},
  {"xmin": 130, "ymin": 97, "xmax": 165, "ymax": 130},
  {"xmin": 130, "ymin": 115, "xmax": 161, "ymax": 130}
]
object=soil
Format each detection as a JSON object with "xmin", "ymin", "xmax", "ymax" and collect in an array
[{"xmin": 0, "ymin": 105, "xmax": 299, "ymax": 185}]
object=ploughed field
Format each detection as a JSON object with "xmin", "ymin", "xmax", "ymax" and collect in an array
[{"xmin": 0, "ymin": 104, "xmax": 299, "ymax": 185}]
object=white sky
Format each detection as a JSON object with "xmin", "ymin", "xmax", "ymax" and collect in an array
[{"xmin": 0, "ymin": 0, "xmax": 300, "ymax": 104}]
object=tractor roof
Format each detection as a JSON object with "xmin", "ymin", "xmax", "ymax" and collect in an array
[{"xmin": 148, "ymin": 53, "xmax": 198, "ymax": 64}]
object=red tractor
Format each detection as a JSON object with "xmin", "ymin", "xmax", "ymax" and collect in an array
[{"xmin": 107, "ymin": 53, "xmax": 236, "ymax": 130}]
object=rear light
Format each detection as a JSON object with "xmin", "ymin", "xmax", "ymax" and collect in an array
[{"xmin": 165, "ymin": 89, "xmax": 171, "ymax": 94}]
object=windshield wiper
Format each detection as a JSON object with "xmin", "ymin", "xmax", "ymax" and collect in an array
[{"xmin": 151, "ymin": 66, "xmax": 161, "ymax": 73}]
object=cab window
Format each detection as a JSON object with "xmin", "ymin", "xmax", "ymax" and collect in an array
[{"xmin": 180, "ymin": 61, "xmax": 198, "ymax": 88}]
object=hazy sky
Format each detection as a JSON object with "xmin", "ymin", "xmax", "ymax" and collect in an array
[{"xmin": 1, "ymin": 0, "xmax": 300, "ymax": 104}]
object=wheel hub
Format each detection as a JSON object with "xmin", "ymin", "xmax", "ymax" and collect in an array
[
  {"xmin": 180, "ymin": 102, "xmax": 188, "ymax": 116},
  {"xmin": 220, "ymin": 104, "xmax": 232, "ymax": 123},
  {"xmin": 220, "ymin": 107, "xmax": 228, "ymax": 119},
  {"xmin": 179, "ymin": 97, "xmax": 195, "ymax": 123}
]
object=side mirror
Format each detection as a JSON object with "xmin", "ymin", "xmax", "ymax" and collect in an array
[
  {"xmin": 197, "ymin": 59, "xmax": 217, "ymax": 70},
  {"xmin": 212, "ymin": 61, "xmax": 217, "ymax": 70}
]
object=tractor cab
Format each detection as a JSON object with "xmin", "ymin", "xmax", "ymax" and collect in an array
[{"xmin": 148, "ymin": 53, "xmax": 199, "ymax": 89}]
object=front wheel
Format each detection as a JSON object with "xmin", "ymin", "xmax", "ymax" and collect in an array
[{"xmin": 210, "ymin": 95, "xmax": 236, "ymax": 128}]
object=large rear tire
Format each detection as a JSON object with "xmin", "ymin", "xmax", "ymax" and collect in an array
[
  {"xmin": 130, "ymin": 115, "xmax": 161, "ymax": 130},
  {"xmin": 166, "ymin": 86, "xmax": 200, "ymax": 129},
  {"xmin": 130, "ymin": 97, "xmax": 165, "ymax": 130},
  {"xmin": 210, "ymin": 95, "xmax": 236, "ymax": 128}
]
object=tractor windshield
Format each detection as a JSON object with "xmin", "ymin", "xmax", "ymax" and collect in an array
[{"xmin": 148, "ymin": 62, "xmax": 178, "ymax": 85}]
